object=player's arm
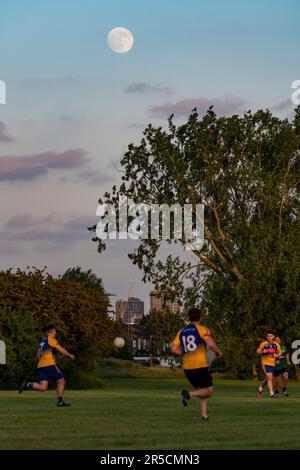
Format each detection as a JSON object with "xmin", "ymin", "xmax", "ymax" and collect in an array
[
  {"xmin": 56, "ymin": 344, "xmax": 75, "ymax": 360},
  {"xmin": 48, "ymin": 336, "xmax": 75, "ymax": 360},
  {"xmin": 257, "ymin": 343, "xmax": 264, "ymax": 355},
  {"xmin": 204, "ymin": 333, "xmax": 223, "ymax": 358},
  {"xmin": 286, "ymin": 352, "xmax": 291, "ymax": 366},
  {"xmin": 171, "ymin": 344, "xmax": 182, "ymax": 355},
  {"xmin": 171, "ymin": 332, "xmax": 183, "ymax": 356},
  {"xmin": 274, "ymin": 342, "xmax": 282, "ymax": 358}
]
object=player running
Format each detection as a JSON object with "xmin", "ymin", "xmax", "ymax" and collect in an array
[
  {"xmin": 171, "ymin": 307, "xmax": 222, "ymax": 421},
  {"xmin": 274, "ymin": 336, "xmax": 290, "ymax": 397},
  {"xmin": 256, "ymin": 331, "xmax": 281, "ymax": 398},
  {"xmin": 19, "ymin": 324, "xmax": 75, "ymax": 407}
]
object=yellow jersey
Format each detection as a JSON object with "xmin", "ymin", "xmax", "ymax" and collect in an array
[
  {"xmin": 257, "ymin": 340, "xmax": 281, "ymax": 367},
  {"xmin": 37, "ymin": 335, "xmax": 60, "ymax": 368},
  {"xmin": 173, "ymin": 322, "xmax": 210, "ymax": 370}
]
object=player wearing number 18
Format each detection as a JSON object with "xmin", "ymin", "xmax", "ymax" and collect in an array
[{"xmin": 171, "ymin": 307, "xmax": 222, "ymax": 420}]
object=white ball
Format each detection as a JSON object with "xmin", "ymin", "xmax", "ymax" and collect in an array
[{"xmin": 113, "ymin": 337, "xmax": 125, "ymax": 349}]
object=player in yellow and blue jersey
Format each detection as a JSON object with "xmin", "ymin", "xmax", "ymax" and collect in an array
[
  {"xmin": 171, "ymin": 307, "xmax": 222, "ymax": 421},
  {"xmin": 256, "ymin": 331, "xmax": 281, "ymax": 398},
  {"xmin": 19, "ymin": 324, "xmax": 75, "ymax": 406}
]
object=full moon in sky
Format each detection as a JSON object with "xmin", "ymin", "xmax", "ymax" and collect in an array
[{"xmin": 107, "ymin": 27, "xmax": 134, "ymax": 54}]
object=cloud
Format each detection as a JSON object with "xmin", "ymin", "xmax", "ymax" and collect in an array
[
  {"xmin": 0, "ymin": 121, "xmax": 14, "ymax": 143},
  {"xmin": 271, "ymin": 99, "xmax": 293, "ymax": 113},
  {"xmin": 64, "ymin": 215, "xmax": 99, "ymax": 230},
  {"xmin": 0, "ymin": 214, "xmax": 98, "ymax": 249},
  {"xmin": 0, "ymin": 241, "xmax": 23, "ymax": 255},
  {"xmin": 127, "ymin": 122, "xmax": 145, "ymax": 129},
  {"xmin": 80, "ymin": 169, "xmax": 116, "ymax": 185},
  {"xmin": 0, "ymin": 148, "xmax": 90, "ymax": 181},
  {"xmin": 124, "ymin": 83, "xmax": 172, "ymax": 95},
  {"xmin": 148, "ymin": 95, "xmax": 246, "ymax": 117},
  {"xmin": 4, "ymin": 213, "xmax": 61, "ymax": 230}
]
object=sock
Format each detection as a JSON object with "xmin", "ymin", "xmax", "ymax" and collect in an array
[
  {"xmin": 27, "ymin": 383, "xmax": 33, "ymax": 390},
  {"xmin": 58, "ymin": 396, "xmax": 64, "ymax": 404},
  {"xmin": 258, "ymin": 386, "xmax": 263, "ymax": 392},
  {"xmin": 283, "ymin": 387, "xmax": 286, "ymax": 392},
  {"xmin": 275, "ymin": 390, "xmax": 279, "ymax": 394},
  {"xmin": 270, "ymin": 391, "xmax": 274, "ymax": 396}
]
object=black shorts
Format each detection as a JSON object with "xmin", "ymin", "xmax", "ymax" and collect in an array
[
  {"xmin": 184, "ymin": 367, "xmax": 213, "ymax": 389},
  {"xmin": 274, "ymin": 367, "xmax": 288, "ymax": 377}
]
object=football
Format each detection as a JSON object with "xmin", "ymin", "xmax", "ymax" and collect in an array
[{"xmin": 113, "ymin": 337, "xmax": 125, "ymax": 349}]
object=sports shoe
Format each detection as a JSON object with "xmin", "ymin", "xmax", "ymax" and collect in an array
[
  {"xmin": 181, "ymin": 389, "xmax": 190, "ymax": 407},
  {"xmin": 202, "ymin": 416, "xmax": 209, "ymax": 421},
  {"xmin": 274, "ymin": 392, "xmax": 280, "ymax": 398},
  {"xmin": 18, "ymin": 379, "xmax": 28, "ymax": 394},
  {"xmin": 57, "ymin": 402, "xmax": 71, "ymax": 407},
  {"xmin": 270, "ymin": 394, "xmax": 277, "ymax": 398},
  {"xmin": 282, "ymin": 391, "xmax": 289, "ymax": 397}
]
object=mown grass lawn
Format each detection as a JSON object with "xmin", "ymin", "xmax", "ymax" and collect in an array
[{"xmin": 0, "ymin": 378, "xmax": 299, "ymax": 449}]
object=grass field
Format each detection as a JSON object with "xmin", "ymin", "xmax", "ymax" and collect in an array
[{"xmin": 0, "ymin": 377, "xmax": 300, "ymax": 450}]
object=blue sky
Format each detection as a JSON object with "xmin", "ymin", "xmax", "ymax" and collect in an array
[{"xmin": 0, "ymin": 0, "xmax": 299, "ymax": 308}]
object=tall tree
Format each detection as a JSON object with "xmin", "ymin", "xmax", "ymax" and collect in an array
[{"xmin": 92, "ymin": 107, "xmax": 300, "ymax": 370}]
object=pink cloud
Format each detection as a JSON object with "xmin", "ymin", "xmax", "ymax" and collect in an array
[
  {"xmin": 125, "ymin": 83, "xmax": 172, "ymax": 95},
  {"xmin": 0, "ymin": 148, "xmax": 90, "ymax": 181},
  {"xmin": 271, "ymin": 99, "xmax": 293, "ymax": 113},
  {"xmin": 5, "ymin": 213, "xmax": 61, "ymax": 229},
  {"xmin": 149, "ymin": 95, "xmax": 246, "ymax": 117}
]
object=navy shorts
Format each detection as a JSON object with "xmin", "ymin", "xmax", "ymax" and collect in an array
[
  {"xmin": 274, "ymin": 367, "xmax": 288, "ymax": 377},
  {"xmin": 263, "ymin": 365, "xmax": 275, "ymax": 374},
  {"xmin": 37, "ymin": 365, "xmax": 64, "ymax": 382},
  {"xmin": 184, "ymin": 367, "xmax": 213, "ymax": 389}
]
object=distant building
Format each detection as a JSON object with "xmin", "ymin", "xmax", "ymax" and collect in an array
[
  {"xmin": 131, "ymin": 324, "xmax": 153, "ymax": 356},
  {"xmin": 149, "ymin": 290, "xmax": 181, "ymax": 314},
  {"xmin": 115, "ymin": 297, "xmax": 144, "ymax": 325}
]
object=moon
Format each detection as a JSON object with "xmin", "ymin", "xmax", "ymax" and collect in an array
[{"xmin": 107, "ymin": 27, "xmax": 134, "ymax": 54}]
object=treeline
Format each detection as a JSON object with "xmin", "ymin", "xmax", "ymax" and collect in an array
[{"xmin": 0, "ymin": 267, "xmax": 125, "ymax": 388}]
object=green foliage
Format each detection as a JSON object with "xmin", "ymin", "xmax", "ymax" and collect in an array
[
  {"xmin": 62, "ymin": 267, "xmax": 106, "ymax": 296},
  {"xmin": 0, "ymin": 308, "xmax": 40, "ymax": 388},
  {"xmin": 0, "ymin": 268, "xmax": 120, "ymax": 388},
  {"xmin": 94, "ymin": 107, "xmax": 300, "ymax": 372},
  {"xmin": 140, "ymin": 309, "xmax": 184, "ymax": 352}
]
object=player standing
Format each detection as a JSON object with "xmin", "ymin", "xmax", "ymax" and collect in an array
[
  {"xmin": 274, "ymin": 336, "xmax": 290, "ymax": 397},
  {"xmin": 171, "ymin": 307, "xmax": 222, "ymax": 421},
  {"xmin": 256, "ymin": 331, "xmax": 281, "ymax": 398},
  {"xmin": 19, "ymin": 325, "xmax": 75, "ymax": 406}
]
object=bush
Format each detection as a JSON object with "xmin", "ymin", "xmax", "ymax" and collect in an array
[{"xmin": 0, "ymin": 268, "xmax": 123, "ymax": 389}]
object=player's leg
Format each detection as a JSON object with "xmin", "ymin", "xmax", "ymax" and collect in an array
[
  {"xmin": 282, "ymin": 370, "xmax": 289, "ymax": 396},
  {"xmin": 200, "ymin": 397, "xmax": 209, "ymax": 421},
  {"xmin": 30, "ymin": 380, "xmax": 49, "ymax": 391},
  {"xmin": 189, "ymin": 386, "xmax": 213, "ymax": 399},
  {"xmin": 182, "ymin": 369, "xmax": 213, "ymax": 418},
  {"xmin": 273, "ymin": 370, "xmax": 281, "ymax": 397},
  {"xmin": 256, "ymin": 373, "xmax": 267, "ymax": 397},
  {"xmin": 182, "ymin": 387, "xmax": 213, "ymax": 419},
  {"xmin": 266, "ymin": 370, "xmax": 275, "ymax": 397},
  {"xmin": 54, "ymin": 367, "xmax": 70, "ymax": 407},
  {"xmin": 19, "ymin": 378, "xmax": 48, "ymax": 393}
]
